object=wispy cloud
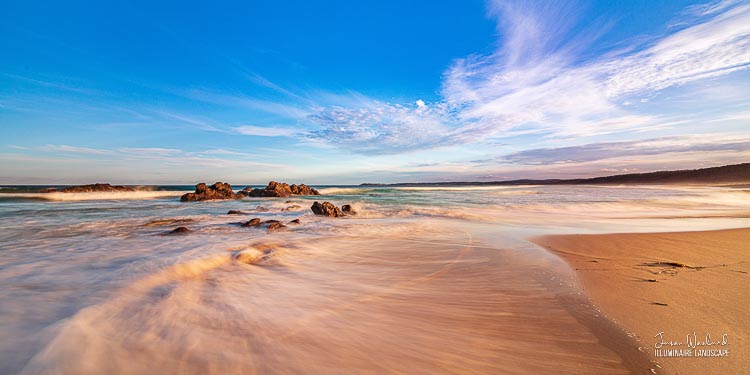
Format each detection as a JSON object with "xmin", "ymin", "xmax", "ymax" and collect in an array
[
  {"xmin": 498, "ymin": 133, "xmax": 750, "ymax": 165},
  {"xmin": 233, "ymin": 125, "xmax": 298, "ymax": 137},
  {"xmin": 301, "ymin": 0, "xmax": 750, "ymax": 154}
]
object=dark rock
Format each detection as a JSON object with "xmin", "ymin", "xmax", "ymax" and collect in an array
[
  {"xmin": 283, "ymin": 204, "xmax": 302, "ymax": 211},
  {"xmin": 254, "ymin": 206, "xmax": 269, "ymax": 212},
  {"xmin": 289, "ymin": 218, "xmax": 301, "ymax": 224},
  {"xmin": 145, "ymin": 218, "xmax": 194, "ymax": 227},
  {"xmin": 61, "ymin": 183, "xmax": 135, "ymax": 193},
  {"xmin": 40, "ymin": 188, "xmax": 57, "ymax": 193},
  {"xmin": 311, "ymin": 201, "xmax": 343, "ymax": 217},
  {"xmin": 267, "ymin": 222, "xmax": 286, "ymax": 232},
  {"xmin": 181, "ymin": 182, "xmax": 239, "ymax": 202},
  {"xmin": 341, "ymin": 204, "xmax": 357, "ymax": 215},
  {"xmin": 284, "ymin": 200, "xmax": 296, "ymax": 204},
  {"xmin": 243, "ymin": 181, "xmax": 320, "ymax": 198},
  {"xmin": 168, "ymin": 226, "xmax": 192, "ymax": 235},
  {"xmin": 227, "ymin": 210, "xmax": 248, "ymax": 215},
  {"xmin": 290, "ymin": 183, "xmax": 320, "ymax": 196},
  {"xmin": 241, "ymin": 218, "xmax": 261, "ymax": 227}
]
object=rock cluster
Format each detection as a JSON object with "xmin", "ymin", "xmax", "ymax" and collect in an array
[
  {"xmin": 241, "ymin": 181, "xmax": 320, "ymax": 198},
  {"xmin": 311, "ymin": 202, "xmax": 358, "ymax": 217},
  {"xmin": 310, "ymin": 201, "xmax": 344, "ymax": 217},
  {"xmin": 181, "ymin": 182, "xmax": 239, "ymax": 202},
  {"xmin": 61, "ymin": 183, "xmax": 135, "ymax": 193}
]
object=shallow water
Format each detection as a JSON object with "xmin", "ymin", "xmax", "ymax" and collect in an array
[{"xmin": 0, "ymin": 185, "xmax": 747, "ymax": 374}]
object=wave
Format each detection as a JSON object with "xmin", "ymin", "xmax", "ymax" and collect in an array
[
  {"xmin": 317, "ymin": 187, "xmax": 374, "ymax": 195},
  {"xmin": 0, "ymin": 191, "xmax": 183, "ymax": 201}
]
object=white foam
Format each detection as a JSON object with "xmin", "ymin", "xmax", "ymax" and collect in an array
[{"xmin": 0, "ymin": 191, "xmax": 184, "ymax": 201}]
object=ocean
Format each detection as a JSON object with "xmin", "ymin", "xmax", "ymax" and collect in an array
[{"xmin": 0, "ymin": 184, "xmax": 748, "ymax": 374}]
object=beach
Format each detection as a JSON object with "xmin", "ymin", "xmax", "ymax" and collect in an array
[
  {"xmin": 534, "ymin": 228, "xmax": 749, "ymax": 374},
  {"xmin": 0, "ymin": 184, "xmax": 748, "ymax": 374}
]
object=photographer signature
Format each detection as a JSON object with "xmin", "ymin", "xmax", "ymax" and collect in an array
[{"xmin": 654, "ymin": 332, "xmax": 729, "ymax": 349}]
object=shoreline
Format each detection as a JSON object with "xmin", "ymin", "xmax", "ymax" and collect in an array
[{"xmin": 532, "ymin": 228, "xmax": 750, "ymax": 374}]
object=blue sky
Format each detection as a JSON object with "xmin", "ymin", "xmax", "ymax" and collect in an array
[{"xmin": 1, "ymin": 0, "xmax": 749, "ymax": 184}]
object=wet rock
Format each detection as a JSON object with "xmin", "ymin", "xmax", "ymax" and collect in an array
[
  {"xmin": 283, "ymin": 204, "xmax": 302, "ymax": 211},
  {"xmin": 289, "ymin": 218, "xmax": 301, "ymax": 224},
  {"xmin": 290, "ymin": 183, "xmax": 320, "ymax": 196},
  {"xmin": 61, "ymin": 183, "xmax": 135, "ymax": 193},
  {"xmin": 341, "ymin": 204, "xmax": 357, "ymax": 215},
  {"xmin": 40, "ymin": 187, "xmax": 57, "ymax": 193},
  {"xmin": 181, "ymin": 182, "xmax": 239, "ymax": 202},
  {"xmin": 311, "ymin": 201, "xmax": 343, "ymax": 217},
  {"xmin": 167, "ymin": 226, "xmax": 192, "ymax": 235},
  {"xmin": 241, "ymin": 218, "xmax": 261, "ymax": 227},
  {"xmin": 242, "ymin": 181, "xmax": 320, "ymax": 198},
  {"xmin": 227, "ymin": 210, "xmax": 248, "ymax": 215},
  {"xmin": 145, "ymin": 218, "xmax": 194, "ymax": 227},
  {"xmin": 267, "ymin": 222, "xmax": 286, "ymax": 232},
  {"xmin": 233, "ymin": 249, "xmax": 265, "ymax": 264},
  {"xmin": 254, "ymin": 206, "xmax": 269, "ymax": 212}
]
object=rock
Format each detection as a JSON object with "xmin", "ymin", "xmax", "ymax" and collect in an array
[
  {"xmin": 341, "ymin": 204, "xmax": 357, "ymax": 215},
  {"xmin": 145, "ymin": 218, "xmax": 194, "ymax": 227},
  {"xmin": 283, "ymin": 204, "xmax": 302, "ymax": 211},
  {"xmin": 227, "ymin": 210, "xmax": 248, "ymax": 215},
  {"xmin": 284, "ymin": 200, "xmax": 296, "ymax": 204},
  {"xmin": 311, "ymin": 201, "xmax": 343, "ymax": 217},
  {"xmin": 267, "ymin": 222, "xmax": 286, "ymax": 232},
  {"xmin": 241, "ymin": 218, "xmax": 261, "ymax": 227},
  {"xmin": 233, "ymin": 249, "xmax": 265, "ymax": 265},
  {"xmin": 289, "ymin": 218, "xmax": 301, "ymax": 224},
  {"xmin": 61, "ymin": 183, "xmax": 135, "ymax": 193},
  {"xmin": 167, "ymin": 226, "xmax": 192, "ymax": 235},
  {"xmin": 40, "ymin": 188, "xmax": 57, "ymax": 193},
  {"xmin": 254, "ymin": 206, "xmax": 269, "ymax": 212},
  {"xmin": 181, "ymin": 182, "xmax": 239, "ymax": 202},
  {"xmin": 290, "ymin": 183, "xmax": 320, "ymax": 196},
  {"xmin": 242, "ymin": 181, "xmax": 320, "ymax": 198}
]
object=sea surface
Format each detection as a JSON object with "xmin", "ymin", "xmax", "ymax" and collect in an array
[{"xmin": 0, "ymin": 184, "xmax": 748, "ymax": 374}]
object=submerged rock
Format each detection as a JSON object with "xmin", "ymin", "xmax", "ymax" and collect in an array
[
  {"xmin": 181, "ymin": 182, "xmax": 239, "ymax": 202},
  {"xmin": 341, "ymin": 204, "xmax": 357, "ymax": 215},
  {"xmin": 267, "ymin": 222, "xmax": 286, "ymax": 232},
  {"xmin": 167, "ymin": 226, "xmax": 192, "ymax": 235},
  {"xmin": 241, "ymin": 181, "xmax": 320, "ymax": 198},
  {"xmin": 289, "ymin": 218, "xmax": 301, "ymax": 224},
  {"xmin": 227, "ymin": 210, "xmax": 248, "ymax": 215},
  {"xmin": 61, "ymin": 183, "xmax": 135, "ymax": 193},
  {"xmin": 311, "ymin": 201, "xmax": 343, "ymax": 217},
  {"xmin": 283, "ymin": 204, "xmax": 302, "ymax": 211},
  {"xmin": 233, "ymin": 249, "xmax": 265, "ymax": 264},
  {"xmin": 241, "ymin": 218, "xmax": 262, "ymax": 227}
]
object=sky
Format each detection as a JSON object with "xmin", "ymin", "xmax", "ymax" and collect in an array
[{"xmin": 1, "ymin": 0, "xmax": 749, "ymax": 184}]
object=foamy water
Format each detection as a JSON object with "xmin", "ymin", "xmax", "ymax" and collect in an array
[{"xmin": 0, "ymin": 185, "xmax": 747, "ymax": 374}]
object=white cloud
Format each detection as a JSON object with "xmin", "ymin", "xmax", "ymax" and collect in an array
[
  {"xmin": 304, "ymin": 0, "xmax": 750, "ymax": 154},
  {"xmin": 233, "ymin": 125, "xmax": 297, "ymax": 137}
]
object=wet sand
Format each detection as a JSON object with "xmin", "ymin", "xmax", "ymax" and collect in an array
[
  {"xmin": 533, "ymin": 228, "xmax": 750, "ymax": 374},
  {"xmin": 21, "ymin": 221, "xmax": 656, "ymax": 374}
]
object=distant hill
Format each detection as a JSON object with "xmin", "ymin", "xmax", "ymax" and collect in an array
[{"xmin": 360, "ymin": 163, "xmax": 750, "ymax": 187}]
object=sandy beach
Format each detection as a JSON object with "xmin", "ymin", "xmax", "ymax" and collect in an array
[{"xmin": 533, "ymin": 228, "xmax": 750, "ymax": 374}]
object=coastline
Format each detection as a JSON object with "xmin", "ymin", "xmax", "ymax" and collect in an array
[{"xmin": 532, "ymin": 228, "xmax": 750, "ymax": 374}]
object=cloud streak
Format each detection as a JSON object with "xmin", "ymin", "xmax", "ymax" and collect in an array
[{"xmin": 302, "ymin": 0, "xmax": 750, "ymax": 154}]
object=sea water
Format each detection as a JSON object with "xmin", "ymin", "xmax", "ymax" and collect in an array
[{"xmin": 0, "ymin": 185, "xmax": 747, "ymax": 374}]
